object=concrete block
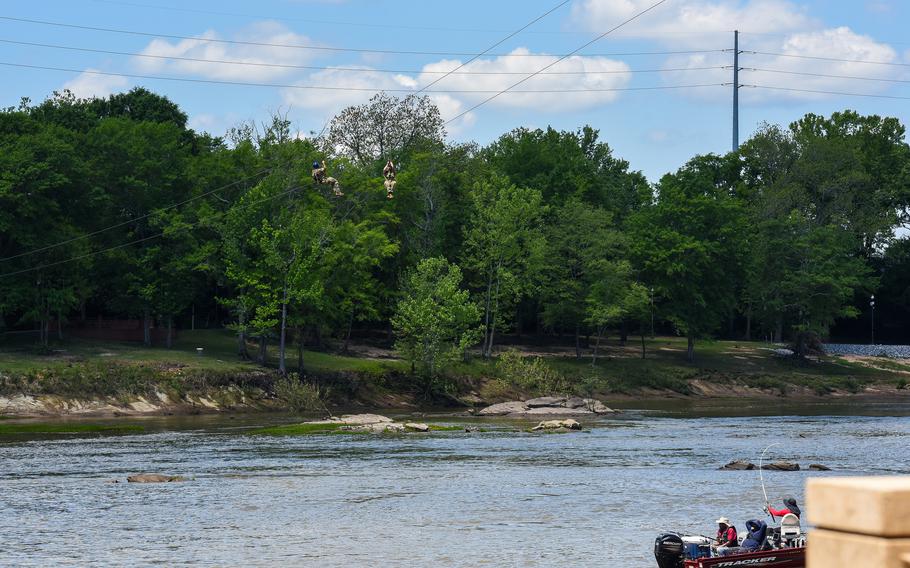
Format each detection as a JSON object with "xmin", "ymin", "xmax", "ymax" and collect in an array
[
  {"xmin": 808, "ymin": 529, "xmax": 910, "ymax": 568},
  {"xmin": 807, "ymin": 476, "xmax": 910, "ymax": 537}
]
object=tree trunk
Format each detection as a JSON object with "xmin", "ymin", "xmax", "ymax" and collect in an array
[
  {"xmin": 591, "ymin": 327, "xmax": 603, "ymax": 366},
  {"xmin": 745, "ymin": 302, "xmax": 752, "ymax": 341},
  {"xmin": 641, "ymin": 332, "xmax": 646, "ymax": 359},
  {"xmin": 278, "ymin": 284, "xmax": 288, "ymax": 375},
  {"xmin": 166, "ymin": 315, "xmax": 173, "ymax": 349},
  {"xmin": 485, "ymin": 270, "xmax": 502, "ymax": 358},
  {"xmin": 687, "ymin": 332, "xmax": 695, "ymax": 363},
  {"xmin": 482, "ymin": 270, "xmax": 494, "ymax": 358},
  {"xmin": 297, "ymin": 327, "xmax": 304, "ymax": 372},
  {"xmin": 574, "ymin": 323, "xmax": 581, "ymax": 359},
  {"xmin": 143, "ymin": 309, "xmax": 151, "ymax": 347},
  {"xmin": 619, "ymin": 320, "xmax": 628, "ymax": 345},
  {"xmin": 238, "ymin": 328, "xmax": 249, "ymax": 360},
  {"xmin": 42, "ymin": 300, "xmax": 50, "ymax": 346},
  {"xmin": 237, "ymin": 306, "xmax": 250, "ymax": 360},
  {"xmin": 342, "ymin": 309, "xmax": 354, "ymax": 354},
  {"xmin": 57, "ymin": 310, "xmax": 63, "ymax": 341},
  {"xmin": 258, "ymin": 335, "xmax": 268, "ymax": 365},
  {"xmin": 774, "ymin": 317, "xmax": 783, "ymax": 344}
]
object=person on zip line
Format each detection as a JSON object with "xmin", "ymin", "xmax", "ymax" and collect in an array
[
  {"xmin": 382, "ymin": 159, "xmax": 396, "ymax": 200},
  {"xmin": 312, "ymin": 160, "xmax": 344, "ymax": 196}
]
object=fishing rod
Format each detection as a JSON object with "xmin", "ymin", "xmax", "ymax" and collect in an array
[{"xmin": 759, "ymin": 442, "xmax": 781, "ymax": 522}]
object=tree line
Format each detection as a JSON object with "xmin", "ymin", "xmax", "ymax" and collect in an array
[{"xmin": 1, "ymin": 88, "xmax": 909, "ymax": 374}]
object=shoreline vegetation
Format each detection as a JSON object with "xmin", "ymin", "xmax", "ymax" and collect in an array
[{"xmin": 2, "ymin": 330, "xmax": 909, "ymax": 419}]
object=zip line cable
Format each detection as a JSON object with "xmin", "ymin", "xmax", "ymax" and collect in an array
[
  {"xmin": 0, "ymin": 38, "xmax": 727, "ymax": 75},
  {"xmin": 745, "ymin": 50, "xmax": 910, "ymax": 68},
  {"xmin": 742, "ymin": 84, "xmax": 910, "ymax": 100},
  {"xmin": 0, "ymin": 61, "xmax": 727, "ymax": 93},
  {"xmin": 412, "ymin": 0, "xmax": 571, "ymax": 95},
  {"xmin": 0, "ymin": 15, "xmax": 727, "ymax": 58},
  {"xmin": 0, "ymin": 183, "xmax": 304, "ymax": 279},
  {"xmin": 444, "ymin": 0, "xmax": 672, "ymax": 125},
  {"xmin": 0, "ymin": 169, "xmax": 272, "ymax": 263},
  {"xmin": 744, "ymin": 67, "xmax": 910, "ymax": 84}
]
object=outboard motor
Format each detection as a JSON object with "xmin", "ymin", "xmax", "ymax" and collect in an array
[{"xmin": 654, "ymin": 532, "xmax": 685, "ymax": 568}]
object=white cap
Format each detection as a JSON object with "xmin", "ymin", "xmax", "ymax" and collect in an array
[{"xmin": 716, "ymin": 517, "xmax": 731, "ymax": 525}]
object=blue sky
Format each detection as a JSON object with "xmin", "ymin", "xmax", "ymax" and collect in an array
[{"xmin": 2, "ymin": 0, "xmax": 909, "ymax": 182}]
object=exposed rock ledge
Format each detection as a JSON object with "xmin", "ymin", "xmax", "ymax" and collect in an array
[
  {"xmin": 477, "ymin": 396, "xmax": 616, "ymax": 417},
  {"xmin": 309, "ymin": 414, "xmax": 430, "ymax": 434}
]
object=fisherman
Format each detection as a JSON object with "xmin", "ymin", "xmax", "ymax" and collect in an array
[
  {"xmin": 714, "ymin": 517, "xmax": 740, "ymax": 556},
  {"xmin": 311, "ymin": 160, "xmax": 344, "ymax": 196},
  {"xmin": 382, "ymin": 159, "xmax": 396, "ymax": 199},
  {"xmin": 740, "ymin": 519, "xmax": 769, "ymax": 552},
  {"xmin": 766, "ymin": 496, "xmax": 801, "ymax": 518}
]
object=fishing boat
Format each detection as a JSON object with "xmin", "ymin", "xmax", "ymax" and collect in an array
[{"xmin": 653, "ymin": 531, "xmax": 805, "ymax": 567}]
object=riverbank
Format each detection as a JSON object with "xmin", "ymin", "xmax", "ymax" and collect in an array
[{"xmin": 2, "ymin": 330, "xmax": 909, "ymax": 417}]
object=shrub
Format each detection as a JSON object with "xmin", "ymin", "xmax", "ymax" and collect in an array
[
  {"xmin": 496, "ymin": 350, "xmax": 568, "ymax": 395},
  {"xmin": 274, "ymin": 374, "xmax": 328, "ymax": 412}
]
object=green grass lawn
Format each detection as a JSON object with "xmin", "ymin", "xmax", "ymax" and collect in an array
[
  {"xmin": 0, "ymin": 329, "xmax": 407, "ymax": 376},
  {"xmin": 1, "ymin": 330, "xmax": 906, "ymax": 398}
]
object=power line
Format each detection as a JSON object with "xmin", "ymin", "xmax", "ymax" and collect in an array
[
  {"xmin": 0, "ymin": 169, "xmax": 271, "ymax": 263},
  {"xmin": 0, "ymin": 39, "xmax": 728, "ymax": 75},
  {"xmin": 742, "ymin": 84, "xmax": 910, "ymax": 100},
  {"xmin": 413, "ymin": 0, "xmax": 570, "ymax": 95},
  {"xmin": 87, "ymin": 0, "xmax": 736, "ymax": 37},
  {"xmin": 445, "ymin": 0, "xmax": 672, "ymax": 125},
  {"xmin": 745, "ymin": 50, "xmax": 910, "ymax": 68},
  {"xmin": 0, "ymin": 61, "xmax": 726, "ymax": 93},
  {"xmin": 0, "ymin": 183, "xmax": 303, "ymax": 279},
  {"xmin": 744, "ymin": 67, "xmax": 910, "ymax": 84},
  {"xmin": 0, "ymin": 16, "xmax": 727, "ymax": 58}
]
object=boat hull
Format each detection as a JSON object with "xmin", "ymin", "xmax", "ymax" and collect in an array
[{"xmin": 684, "ymin": 547, "xmax": 804, "ymax": 568}]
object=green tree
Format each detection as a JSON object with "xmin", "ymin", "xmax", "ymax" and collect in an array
[
  {"xmin": 462, "ymin": 176, "xmax": 546, "ymax": 357},
  {"xmin": 540, "ymin": 200, "xmax": 622, "ymax": 357},
  {"xmin": 392, "ymin": 257, "xmax": 481, "ymax": 379},
  {"xmin": 629, "ymin": 156, "xmax": 746, "ymax": 361}
]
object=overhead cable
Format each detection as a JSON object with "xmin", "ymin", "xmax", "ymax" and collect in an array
[
  {"xmin": 413, "ymin": 0, "xmax": 570, "ymax": 95},
  {"xmin": 744, "ymin": 67, "xmax": 910, "ymax": 84},
  {"xmin": 746, "ymin": 50, "xmax": 910, "ymax": 68},
  {"xmin": 87, "ymin": 0, "xmax": 735, "ymax": 37},
  {"xmin": 742, "ymin": 84, "xmax": 910, "ymax": 100},
  {"xmin": 0, "ymin": 16, "xmax": 726, "ymax": 58},
  {"xmin": 0, "ymin": 183, "xmax": 303, "ymax": 279},
  {"xmin": 0, "ymin": 61, "xmax": 726, "ymax": 93},
  {"xmin": 0, "ymin": 169, "xmax": 271, "ymax": 263},
  {"xmin": 444, "ymin": 0, "xmax": 672, "ymax": 125},
  {"xmin": 0, "ymin": 39, "xmax": 727, "ymax": 75}
]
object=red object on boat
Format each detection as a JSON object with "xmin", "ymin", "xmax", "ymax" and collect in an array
[{"xmin": 684, "ymin": 546, "xmax": 805, "ymax": 567}]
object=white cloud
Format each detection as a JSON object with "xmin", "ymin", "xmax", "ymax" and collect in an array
[
  {"xmin": 133, "ymin": 21, "xmax": 321, "ymax": 81},
  {"xmin": 570, "ymin": 0, "xmax": 812, "ymax": 43},
  {"xmin": 62, "ymin": 69, "xmax": 129, "ymax": 98},
  {"xmin": 571, "ymin": 0, "xmax": 901, "ymax": 104},
  {"xmin": 281, "ymin": 48, "xmax": 632, "ymax": 127}
]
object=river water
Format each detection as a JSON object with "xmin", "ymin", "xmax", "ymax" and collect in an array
[{"xmin": 2, "ymin": 399, "xmax": 909, "ymax": 567}]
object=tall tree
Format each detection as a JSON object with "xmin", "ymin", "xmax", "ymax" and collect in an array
[
  {"xmin": 462, "ymin": 176, "xmax": 546, "ymax": 357},
  {"xmin": 630, "ymin": 156, "xmax": 746, "ymax": 362}
]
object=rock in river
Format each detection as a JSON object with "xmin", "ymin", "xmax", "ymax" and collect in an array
[
  {"xmin": 477, "ymin": 398, "xmax": 615, "ymax": 417},
  {"xmin": 405, "ymin": 423, "xmax": 430, "ymax": 432},
  {"xmin": 127, "ymin": 474, "xmax": 186, "ymax": 483},
  {"xmin": 719, "ymin": 460, "xmax": 756, "ymax": 470},
  {"xmin": 762, "ymin": 461, "xmax": 800, "ymax": 471},
  {"xmin": 531, "ymin": 419, "xmax": 582, "ymax": 431},
  {"xmin": 808, "ymin": 463, "xmax": 832, "ymax": 471}
]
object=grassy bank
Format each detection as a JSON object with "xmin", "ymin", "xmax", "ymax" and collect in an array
[{"xmin": 1, "ymin": 330, "xmax": 909, "ymax": 414}]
